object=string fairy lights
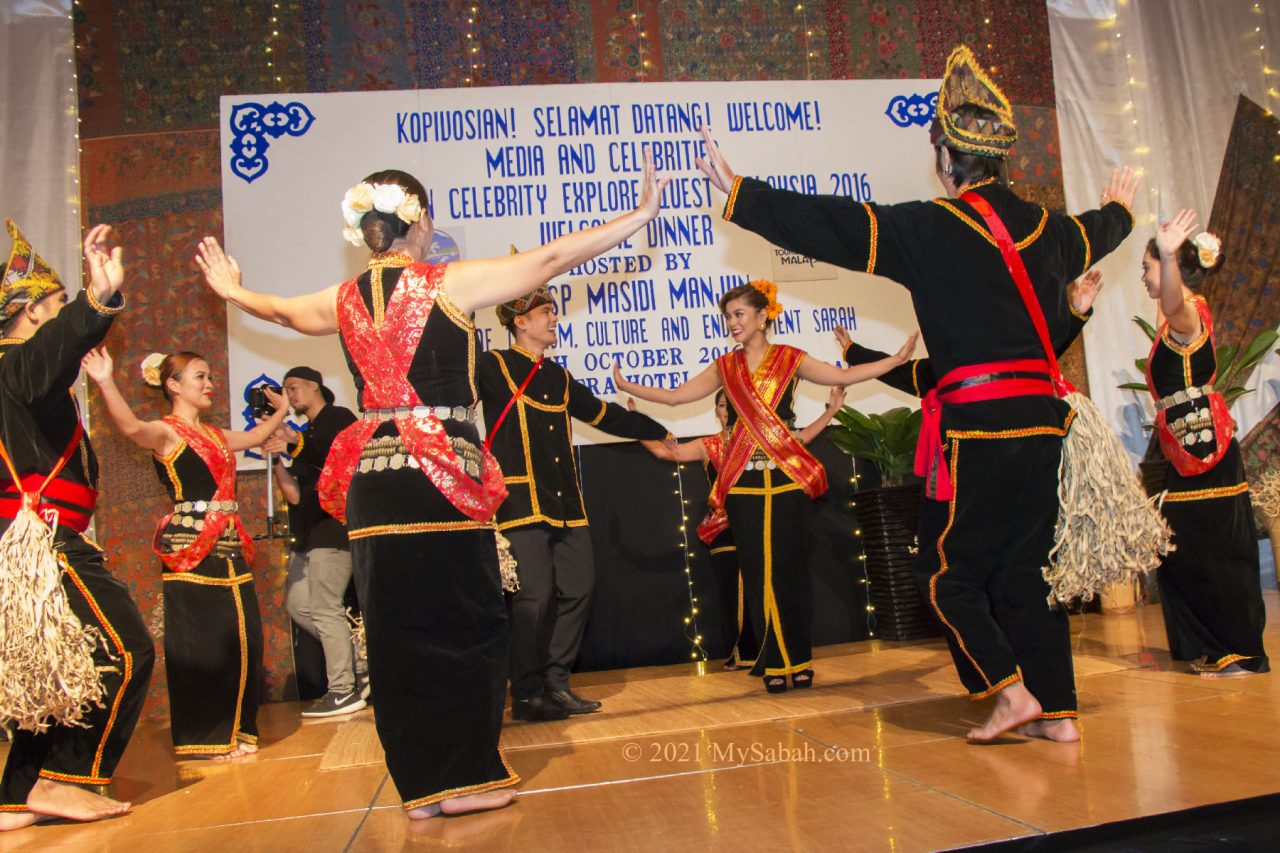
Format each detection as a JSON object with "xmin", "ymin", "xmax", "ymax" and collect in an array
[
  {"xmin": 674, "ymin": 463, "xmax": 708, "ymax": 664},
  {"xmin": 847, "ymin": 456, "xmax": 874, "ymax": 638}
]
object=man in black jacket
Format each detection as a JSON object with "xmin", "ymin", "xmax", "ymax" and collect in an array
[
  {"xmin": 265, "ymin": 367, "xmax": 362, "ymax": 717},
  {"xmin": 0, "ymin": 221, "xmax": 153, "ymax": 829},
  {"xmin": 479, "ymin": 287, "xmax": 670, "ymax": 721}
]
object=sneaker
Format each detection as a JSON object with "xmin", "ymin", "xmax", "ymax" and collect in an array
[
  {"xmin": 301, "ymin": 690, "xmax": 366, "ymax": 718},
  {"xmin": 356, "ymin": 669, "xmax": 371, "ymax": 702}
]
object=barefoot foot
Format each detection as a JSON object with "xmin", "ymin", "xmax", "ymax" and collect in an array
[
  {"xmin": 967, "ymin": 682, "xmax": 1042, "ymax": 742},
  {"xmin": 1016, "ymin": 718, "xmax": 1081, "ymax": 742},
  {"xmin": 438, "ymin": 789, "xmax": 517, "ymax": 816},
  {"xmin": 0, "ymin": 812, "xmax": 38, "ymax": 832},
  {"xmin": 25, "ymin": 779, "xmax": 130, "ymax": 823},
  {"xmin": 406, "ymin": 802, "xmax": 442, "ymax": 820}
]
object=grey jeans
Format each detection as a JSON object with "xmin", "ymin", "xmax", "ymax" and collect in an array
[{"xmin": 286, "ymin": 548, "xmax": 355, "ymax": 694}]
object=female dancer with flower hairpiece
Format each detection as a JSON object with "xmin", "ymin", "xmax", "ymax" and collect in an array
[
  {"xmin": 617, "ymin": 281, "xmax": 916, "ymax": 693},
  {"xmin": 81, "ymin": 348, "xmax": 288, "ymax": 758},
  {"xmin": 1141, "ymin": 210, "xmax": 1268, "ymax": 678},
  {"xmin": 194, "ymin": 156, "xmax": 669, "ymax": 818}
]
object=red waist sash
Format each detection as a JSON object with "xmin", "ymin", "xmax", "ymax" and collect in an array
[
  {"xmin": 915, "ymin": 358, "xmax": 1060, "ymax": 501},
  {"xmin": 0, "ymin": 475, "xmax": 98, "ymax": 532}
]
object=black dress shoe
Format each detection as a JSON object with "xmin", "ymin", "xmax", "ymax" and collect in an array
[
  {"xmin": 511, "ymin": 695, "xmax": 570, "ymax": 722},
  {"xmin": 546, "ymin": 689, "xmax": 602, "ymax": 715}
]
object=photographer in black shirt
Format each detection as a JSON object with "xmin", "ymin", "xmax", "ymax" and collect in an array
[{"xmin": 264, "ymin": 366, "xmax": 364, "ymax": 717}]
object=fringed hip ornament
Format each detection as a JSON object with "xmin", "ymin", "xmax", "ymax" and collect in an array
[
  {"xmin": 1045, "ymin": 392, "xmax": 1173, "ymax": 605},
  {"xmin": 0, "ymin": 492, "xmax": 109, "ymax": 733},
  {"xmin": 345, "ymin": 606, "xmax": 367, "ymax": 663},
  {"xmin": 495, "ymin": 531, "xmax": 520, "ymax": 593}
]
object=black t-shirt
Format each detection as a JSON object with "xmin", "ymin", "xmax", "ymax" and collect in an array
[{"xmin": 284, "ymin": 403, "xmax": 357, "ymax": 551}]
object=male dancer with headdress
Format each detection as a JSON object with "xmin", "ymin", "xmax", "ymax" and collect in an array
[
  {"xmin": 0, "ymin": 221, "xmax": 154, "ymax": 829},
  {"xmin": 478, "ymin": 287, "xmax": 670, "ymax": 721},
  {"xmin": 699, "ymin": 46, "xmax": 1139, "ymax": 742}
]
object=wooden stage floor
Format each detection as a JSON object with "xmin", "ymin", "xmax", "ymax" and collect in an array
[{"xmin": 3, "ymin": 591, "xmax": 1278, "ymax": 852}]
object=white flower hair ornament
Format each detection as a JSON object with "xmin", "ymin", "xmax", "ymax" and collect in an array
[
  {"xmin": 141, "ymin": 352, "xmax": 166, "ymax": 388},
  {"xmin": 341, "ymin": 182, "xmax": 424, "ymax": 246},
  {"xmin": 1191, "ymin": 232, "xmax": 1221, "ymax": 269}
]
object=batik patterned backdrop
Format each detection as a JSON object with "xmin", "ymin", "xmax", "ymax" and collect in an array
[{"xmin": 74, "ymin": 0, "xmax": 1068, "ymax": 718}]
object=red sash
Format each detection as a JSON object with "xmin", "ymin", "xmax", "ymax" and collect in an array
[
  {"xmin": 0, "ymin": 405, "xmax": 97, "ymax": 533},
  {"xmin": 152, "ymin": 417, "xmax": 255, "ymax": 572},
  {"xmin": 912, "ymin": 191, "xmax": 1072, "ymax": 502},
  {"xmin": 697, "ymin": 345, "xmax": 827, "ymax": 544},
  {"xmin": 318, "ymin": 262, "xmax": 507, "ymax": 524},
  {"xmin": 1145, "ymin": 298, "xmax": 1234, "ymax": 476}
]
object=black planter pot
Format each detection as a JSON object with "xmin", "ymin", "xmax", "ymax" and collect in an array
[{"xmin": 855, "ymin": 482, "xmax": 942, "ymax": 641}]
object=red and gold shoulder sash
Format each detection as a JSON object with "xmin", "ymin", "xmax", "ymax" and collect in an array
[
  {"xmin": 318, "ymin": 263, "xmax": 507, "ymax": 523},
  {"xmin": 153, "ymin": 417, "xmax": 255, "ymax": 572}
]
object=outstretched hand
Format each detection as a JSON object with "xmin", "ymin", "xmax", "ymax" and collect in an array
[
  {"xmin": 695, "ymin": 124, "xmax": 737, "ymax": 195},
  {"xmin": 635, "ymin": 148, "xmax": 672, "ymax": 222},
  {"xmin": 81, "ymin": 346, "xmax": 114, "ymax": 385},
  {"xmin": 83, "ymin": 224, "xmax": 124, "ymax": 302},
  {"xmin": 1155, "ymin": 209, "xmax": 1198, "ymax": 258},
  {"xmin": 613, "ymin": 363, "xmax": 635, "ymax": 392},
  {"xmin": 1099, "ymin": 166, "xmax": 1140, "ymax": 209},
  {"xmin": 1070, "ymin": 268, "xmax": 1104, "ymax": 314},
  {"xmin": 194, "ymin": 237, "xmax": 242, "ymax": 300},
  {"xmin": 893, "ymin": 331, "xmax": 920, "ymax": 364},
  {"xmin": 826, "ymin": 385, "xmax": 847, "ymax": 411},
  {"xmin": 833, "ymin": 325, "xmax": 852, "ymax": 352}
]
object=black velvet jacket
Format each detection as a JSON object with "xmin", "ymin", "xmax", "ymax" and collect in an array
[
  {"xmin": 478, "ymin": 346, "xmax": 669, "ymax": 531},
  {"xmin": 725, "ymin": 177, "xmax": 1131, "ymax": 433},
  {"xmin": 0, "ymin": 290, "xmax": 121, "ymax": 538}
]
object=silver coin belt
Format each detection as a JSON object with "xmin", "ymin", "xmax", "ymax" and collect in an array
[
  {"xmin": 1168, "ymin": 407, "xmax": 1216, "ymax": 447},
  {"xmin": 170, "ymin": 500, "xmax": 239, "ymax": 530},
  {"xmin": 162, "ymin": 527, "xmax": 242, "ymax": 555},
  {"xmin": 363, "ymin": 405, "xmax": 478, "ymax": 424},
  {"xmin": 747, "ymin": 448, "xmax": 778, "ymax": 471},
  {"xmin": 1153, "ymin": 383, "xmax": 1212, "ymax": 412},
  {"xmin": 357, "ymin": 434, "xmax": 483, "ymax": 478}
]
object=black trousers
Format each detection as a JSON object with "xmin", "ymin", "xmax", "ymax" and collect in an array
[
  {"xmin": 0, "ymin": 534, "xmax": 154, "ymax": 806},
  {"xmin": 163, "ymin": 553, "xmax": 263, "ymax": 755},
  {"xmin": 1157, "ymin": 440, "xmax": 1268, "ymax": 673},
  {"xmin": 921, "ymin": 434, "xmax": 1077, "ymax": 717},
  {"xmin": 725, "ymin": 468, "xmax": 813, "ymax": 678},
  {"xmin": 506, "ymin": 524, "xmax": 595, "ymax": 699},
  {"xmin": 708, "ymin": 535, "xmax": 761, "ymax": 665}
]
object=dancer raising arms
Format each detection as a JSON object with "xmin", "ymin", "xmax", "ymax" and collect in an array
[
  {"xmin": 617, "ymin": 280, "xmax": 915, "ymax": 693},
  {"xmin": 0, "ymin": 223, "xmax": 154, "ymax": 829},
  {"xmin": 697, "ymin": 45, "xmax": 1139, "ymax": 741},
  {"xmin": 195, "ymin": 153, "xmax": 669, "ymax": 818},
  {"xmin": 83, "ymin": 348, "xmax": 287, "ymax": 759},
  {"xmin": 1141, "ymin": 211, "xmax": 1268, "ymax": 678}
]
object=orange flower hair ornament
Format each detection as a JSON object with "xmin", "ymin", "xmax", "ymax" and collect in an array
[{"xmin": 748, "ymin": 279, "xmax": 783, "ymax": 320}]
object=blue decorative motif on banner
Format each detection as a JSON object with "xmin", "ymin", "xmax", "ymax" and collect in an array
[
  {"xmin": 229, "ymin": 101, "xmax": 317, "ymax": 184},
  {"xmin": 885, "ymin": 93, "xmax": 937, "ymax": 128},
  {"xmin": 239, "ymin": 373, "xmax": 302, "ymax": 461}
]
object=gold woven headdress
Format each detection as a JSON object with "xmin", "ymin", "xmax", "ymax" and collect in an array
[
  {"xmin": 2, "ymin": 220, "xmax": 64, "ymax": 319},
  {"xmin": 930, "ymin": 45, "xmax": 1018, "ymax": 158}
]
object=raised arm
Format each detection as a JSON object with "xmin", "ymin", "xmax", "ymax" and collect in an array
[
  {"xmin": 795, "ymin": 386, "xmax": 846, "ymax": 444},
  {"xmin": 1154, "ymin": 209, "xmax": 1203, "ymax": 340},
  {"xmin": 223, "ymin": 386, "xmax": 291, "ymax": 452},
  {"xmin": 798, "ymin": 332, "xmax": 917, "ymax": 387},
  {"xmin": 81, "ymin": 347, "xmax": 175, "ymax": 453},
  {"xmin": 613, "ymin": 362, "xmax": 722, "ymax": 407},
  {"xmin": 444, "ymin": 149, "xmax": 670, "ymax": 315},
  {"xmin": 195, "ymin": 237, "xmax": 341, "ymax": 336}
]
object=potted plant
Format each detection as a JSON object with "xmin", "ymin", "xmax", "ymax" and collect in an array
[
  {"xmin": 828, "ymin": 406, "xmax": 940, "ymax": 641},
  {"xmin": 1117, "ymin": 319, "xmax": 1278, "ymax": 495}
]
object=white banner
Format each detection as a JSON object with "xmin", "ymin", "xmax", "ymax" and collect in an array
[{"xmin": 220, "ymin": 79, "xmax": 942, "ymax": 456}]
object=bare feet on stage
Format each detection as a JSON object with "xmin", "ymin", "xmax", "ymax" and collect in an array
[
  {"xmin": 213, "ymin": 742, "xmax": 259, "ymax": 761},
  {"xmin": 1016, "ymin": 718, "xmax": 1081, "ymax": 743},
  {"xmin": 14, "ymin": 778, "xmax": 132, "ymax": 825},
  {"xmin": 406, "ymin": 790, "xmax": 518, "ymax": 820},
  {"xmin": 966, "ymin": 682, "xmax": 1042, "ymax": 742}
]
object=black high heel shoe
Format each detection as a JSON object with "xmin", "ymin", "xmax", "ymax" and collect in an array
[
  {"xmin": 764, "ymin": 675, "xmax": 788, "ymax": 694},
  {"xmin": 791, "ymin": 669, "xmax": 814, "ymax": 689}
]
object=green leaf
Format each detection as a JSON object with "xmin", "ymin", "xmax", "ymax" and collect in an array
[
  {"xmin": 1118, "ymin": 382, "xmax": 1150, "ymax": 391},
  {"xmin": 1132, "ymin": 316, "xmax": 1158, "ymax": 341},
  {"xmin": 1134, "ymin": 357, "xmax": 1149, "ymax": 372}
]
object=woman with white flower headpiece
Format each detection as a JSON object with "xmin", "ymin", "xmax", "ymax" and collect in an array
[
  {"xmin": 1141, "ymin": 210, "xmax": 1269, "ymax": 679},
  {"xmin": 194, "ymin": 157, "xmax": 669, "ymax": 818},
  {"xmin": 81, "ymin": 347, "xmax": 289, "ymax": 759}
]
